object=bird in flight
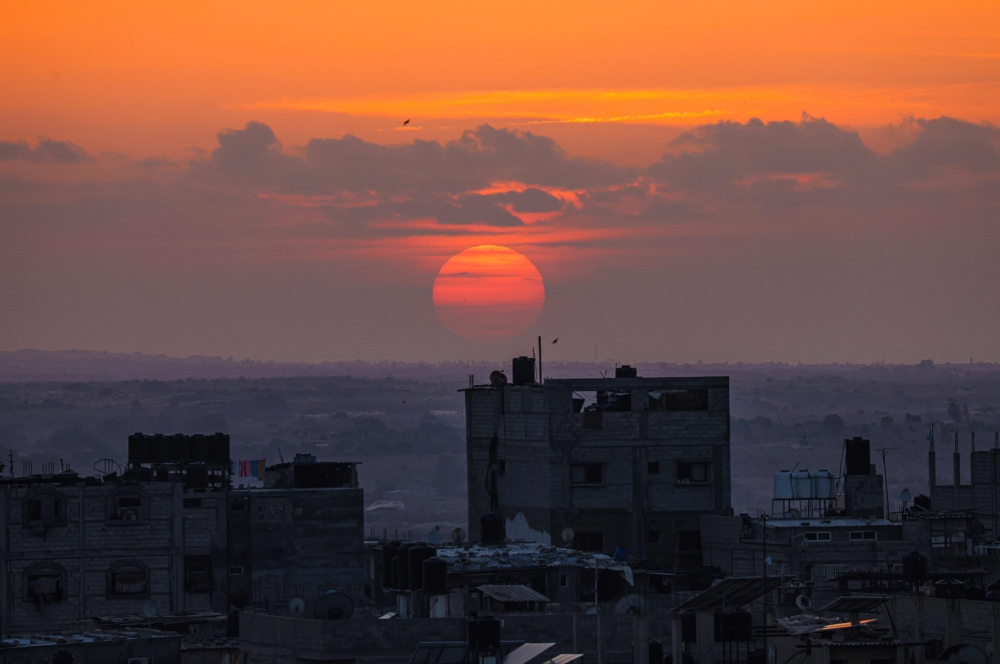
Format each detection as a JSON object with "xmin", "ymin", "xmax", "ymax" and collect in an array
[
  {"xmin": 403, "ymin": 119, "xmax": 410, "ymax": 126},
  {"xmin": 552, "ymin": 337, "xmax": 559, "ymax": 344}
]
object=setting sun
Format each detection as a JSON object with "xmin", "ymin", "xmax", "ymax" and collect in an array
[{"xmin": 432, "ymin": 245, "xmax": 545, "ymax": 341}]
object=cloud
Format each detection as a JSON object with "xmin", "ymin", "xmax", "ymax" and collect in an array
[{"xmin": 0, "ymin": 138, "xmax": 92, "ymax": 163}]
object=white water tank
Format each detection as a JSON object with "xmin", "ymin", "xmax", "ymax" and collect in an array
[
  {"xmin": 813, "ymin": 469, "xmax": 834, "ymax": 498},
  {"xmin": 792, "ymin": 470, "xmax": 813, "ymax": 499},
  {"xmin": 773, "ymin": 471, "xmax": 794, "ymax": 499}
]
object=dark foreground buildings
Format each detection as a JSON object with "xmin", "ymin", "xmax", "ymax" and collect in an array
[
  {"xmin": 0, "ymin": 433, "xmax": 364, "ymax": 634},
  {"xmin": 464, "ymin": 362, "xmax": 731, "ymax": 566}
]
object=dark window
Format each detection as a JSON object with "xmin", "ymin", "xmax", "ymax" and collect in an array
[
  {"xmin": 804, "ymin": 532, "xmax": 832, "ymax": 542},
  {"xmin": 576, "ymin": 532, "xmax": 604, "ymax": 552},
  {"xmin": 498, "ymin": 461, "xmax": 506, "ymax": 477},
  {"xmin": 849, "ymin": 531, "xmax": 877, "ymax": 541},
  {"xmin": 26, "ymin": 569, "xmax": 63, "ymax": 603},
  {"xmin": 648, "ymin": 389, "xmax": 709, "ymax": 411},
  {"xmin": 571, "ymin": 464, "xmax": 604, "ymax": 485},
  {"xmin": 677, "ymin": 530, "xmax": 703, "ymax": 571},
  {"xmin": 184, "ymin": 555, "xmax": 213, "ymax": 593},
  {"xmin": 27, "ymin": 499, "xmax": 42, "ymax": 521},
  {"xmin": 26, "ymin": 495, "xmax": 63, "ymax": 524},
  {"xmin": 109, "ymin": 494, "xmax": 143, "ymax": 522},
  {"xmin": 183, "ymin": 498, "xmax": 202, "ymax": 509},
  {"xmin": 110, "ymin": 566, "xmax": 147, "ymax": 596},
  {"xmin": 647, "ymin": 461, "xmax": 660, "ymax": 475},
  {"xmin": 229, "ymin": 566, "xmax": 244, "ymax": 576},
  {"xmin": 560, "ymin": 575, "xmax": 568, "ymax": 587},
  {"xmin": 677, "ymin": 462, "xmax": 709, "ymax": 483},
  {"xmin": 648, "ymin": 530, "xmax": 661, "ymax": 543},
  {"xmin": 230, "ymin": 503, "xmax": 246, "ymax": 512}
]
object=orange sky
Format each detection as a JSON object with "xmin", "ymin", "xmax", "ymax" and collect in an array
[{"xmin": 2, "ymin": 0, "xmax": 998, "ymax": 164}]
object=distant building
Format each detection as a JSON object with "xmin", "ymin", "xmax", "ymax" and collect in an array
[
  {"xmin": 464, "ymin": 361, "xmax": 731, "ymax": 566},
  {"xmin": 0, "ymin": 435, "xmax": 364, "ymax": 633},
  {"xmin": 928, "ymin": 425, "xmax": 1000, "ymax": 539}
]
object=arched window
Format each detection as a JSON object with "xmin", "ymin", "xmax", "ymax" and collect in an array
[
  {"xmin": 22, "ymin": 489, "xmax": 67, "ymax": 531},
  {"xmin": 25, "ymin": 562, "xmax": 65, "ymax": 606},
  {"xmin": 107, "ymin": 561, "xmax": 150, "ymax": 598}
]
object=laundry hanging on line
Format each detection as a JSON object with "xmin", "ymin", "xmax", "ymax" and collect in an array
[{"xmin": 235, "ymin": 459, "xmax": 266, "ymax": 480}]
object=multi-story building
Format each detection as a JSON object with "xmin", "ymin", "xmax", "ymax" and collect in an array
[
  {"xmin": 464, "ymin": 362, "xmax": 731, "ymax": 566},
  {"xmin": 928, "ymin": 426, "xmax": 1000, "ymax": 539},
  {"xmin": 0, "ymin": 434, "xmax": 364, "ymax": 633}
]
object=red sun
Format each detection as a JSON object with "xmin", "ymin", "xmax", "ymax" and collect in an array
[{"xmin": 432, "ymin": 245, "xmax": 546, "ymax": 341}]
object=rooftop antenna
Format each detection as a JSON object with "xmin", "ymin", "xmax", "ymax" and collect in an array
[
  {"xmin": 277, "ymin": 445, "xmax": 285, "ymax": 464},
  {"xmin": 538, "ymin": 335, "xmax": 543, "ymax": 384},
  {"xmin": 8, "ymin": 450, "xmax": 12, "ymax": 478},
  {"xmin": 875, "ymin": 447, "xmax": 899, "ymax": 519}
]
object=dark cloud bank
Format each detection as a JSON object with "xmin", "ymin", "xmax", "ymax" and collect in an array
[{"xmin": 1, "ymin": 116, "xmax": 999, "ymax": 362}]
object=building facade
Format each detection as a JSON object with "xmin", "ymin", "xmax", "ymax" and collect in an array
[
  {"xmin": 465, "ymin": 367, "xmax": 731, "ymax": 564},
  {"xmin": 0, "ymin": 436, "xmax": 364, "ymax": 633}
]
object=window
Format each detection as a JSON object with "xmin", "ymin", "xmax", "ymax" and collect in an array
[
  {"xmin": 230, "ymin": 503, "xmax": 246, "ymax": 512},
  {"xmin": 184, "ymin": 555, "xmax": 213, "ymax": 593},
  {"xmin": 560, "ymin": 575, "xmax": 568, "ymax": 587},
  {"xmin": 849, "ymin": 531, "xmax": 877, "ymax": 541},
  {"xmin": 229, "ymin": 566, "xmax": 244, "ymax": 576},
  {"xmin": 647, "ymin": 462, "xmax": 660, "ymax": 475},
  {"xmin": 108, "ymin": 563, "xmax": 148, "ymax": 597},
  {"xmin": 648, "ymin": 389, "xmax": 709, "ymax": 411},
  {"xmin": 648, "ymin": 530, "xmax": 661, "ymax": 543},
  {"xmin": 576, "ymin": 531, "xmax": 604, "ymax": 552},
  {"xmin": 109, "ymin": 493, "xmax": 144, "ymax": 523},
  {"xmin": 825, "ymin": 564, "xmax": 847, "ymax": 580},
  {"xmin": 571, "ymin": 463, "xmax": 604, "ymax": 485},
  {"xmin": 804, "ymin": 532, "xmax": 832, "ymax": 542},
  {"xmin": 24, "ymin": 492, "xmax": 67, "ymax": 530},
  {"xmin": 183, "ymin": 498, "xmax": 202, "ymax": 509},
  {"xmin": 26, "ymin": 566, "xmax": 64, "ymax": 604},
  {"xmin": 676, "ymin": 462, "xmax": 709, "ymax": 483},
  {"xmin": 498, "ymin": 461, "xmax": 506, "ymax": 477}
]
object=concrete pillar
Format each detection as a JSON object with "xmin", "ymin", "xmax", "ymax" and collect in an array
[
  {"xmin": 573, "ymin": 613, "xmax": 578, "ymax": 653},
  {"xmin": 914, "ymin": 596, "xmax": 925, "ymax": 664},
  {"xmin": 672, "ymin": 618, "xmax": 683, "ymax": 664},
  {"xmin": 597, "ymin": 611, "xmax": 605, "ymax": 664},
  {"xmin": 991, "ymin": 606, "xmax": 1000, "ymax": 664},
  {"xmin": 633, "ymin": 614, "xmax": 650, "ymax": 664},
  {"xmin": 946, "ymin": 599, "xmax": 962, "ymax": 648},
  {"xmin": 696, "ymin": 611, "xmax": 714, "ymax": 663}
]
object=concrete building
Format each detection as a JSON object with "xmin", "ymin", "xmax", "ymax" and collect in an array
[
  {"xmin": 464, "ymin": 362, "xmax": 730, "ymax": 565},
  {"xmin": 0, "ymin": 435, "xmax": 364, "ymax": 634},
  {"xmin": 928, "ymin": 426, "xmax": 1000, "ymax": 539}
]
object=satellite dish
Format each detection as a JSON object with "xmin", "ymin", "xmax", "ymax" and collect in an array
[
  {"xmin": 142, "ymin": 601, "xmax": 157, "ymax": 618},
  {"xmin": 614, "ymin": 594, "xmax": 647, "ymax": 615},
  {"xmin": 900, "ymin": 488, "xmax": 913, "ymax": 504},
  {"xmin": 561, "ymin": 527, "xmax": 575, "ymax": 544},
  {"xmin": 313, "ymin": 590, "xmax": 354, "ymax": 620},
  {"xmin": 288, "ymin": 598, "xmax": 306, "ymax": 616},
  {"xmin": 795, "ymin": 595, "xmax": 812, "ymax": 611},
  {"xmin": 451, "ymin": 527, "xmax": 466, "ymax": 543}
]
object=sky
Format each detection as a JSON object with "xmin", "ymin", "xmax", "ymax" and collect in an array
[{"xmin": 2, "ymin": 1, "xmax": 1000, "ymax": 364}]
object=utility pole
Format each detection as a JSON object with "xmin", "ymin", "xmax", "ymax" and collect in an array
[{"xmin": 876, "ymin": 448, "xmax": 899, "ymax": 519}]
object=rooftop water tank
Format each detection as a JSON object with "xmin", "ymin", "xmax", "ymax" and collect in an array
[
  {"xmin": 813, "ymin": 470, "xmax": 834, "ymax": 498},
  {"xmin": 791, "ymin": 470, "xmax": 812, "ymax": 499},
  {"xmin": 773, "ymin": 471, "xmax": 793, "ymax": 499},
  {"xmin": 512, "ymin": 357, "xmax": 536, "ymax": 386}
]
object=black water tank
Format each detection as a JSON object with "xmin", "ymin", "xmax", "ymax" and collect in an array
[
  {"xmin": 472, "ymin": 616, "xmax": 502, "ymax": 650},
  {"xmin": 423, "ymin": 557, "xmax": 449, "ymax": 594},
  {"xmin": 615, "ymin": 365, "xmax": 638, "ymax": 378},
  {"xmin": 51, "ymin": 653, "xmax": 73, "ymax": 664},
  {"xmin": 396, "ymin": 543, "xmax": 414, "ymax": 590},
  {"xmin": 512, "ymin": 356, "xmax": 536, "ymax": 386},
  {"xmin": 902, "ymin": 551, "xmax": 928, "ymax": 585},
  {"xmin": 649, "ymin": 640, "xmax": 664, "ymax": 664},
  {"xmin": 967, "ymin": 585, "xmax": 986, "ymax": 601},
  {"xmin": 845, "ymin": 437, "xmax": 871, "ymax": 475},
  {"xmin": 729, "ymin": 610, "xmax": 752, "ymax": 641},
  {"xmin": 381, "ymin": 542, "xmax": 400, "ymax": 589},
  {"xmin": 681, "ymin": 610, "xmax": 697, "ymax": 643},
  {"xmin": 914, "ymin": 494, "xmax": 932, "ymax": 511},
  {"xmin": 390, "ymin": 556, "xmax": 400, "ymax": 590},
  {"xmin": 481, "ymin": 513, "xmax": 504, "ymax": 544},
  {"xmin": 408, "ymin": 545, "xmax": 436, "ymax": 591}
]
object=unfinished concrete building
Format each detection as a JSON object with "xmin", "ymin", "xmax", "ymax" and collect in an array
[
  {"xmin": 928, "ymin": 426, "xmax": 1000, "ymax": 539},
  {"xmin": 0, "ymin": 435, "xmax": 364, "ymax": 633},
  {"xmin": 464, "ymin": 361, "xmax": 731, "ymax": 565}
]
